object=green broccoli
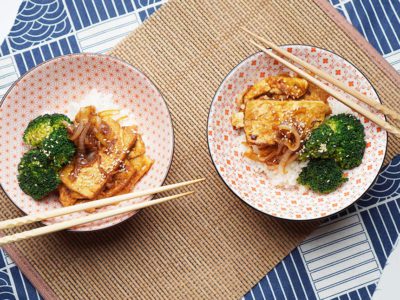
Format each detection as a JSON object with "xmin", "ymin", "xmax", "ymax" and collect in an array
[
  {"xmin": 50, "ymin": 114, "xmax": 72, "ymax": 129},
  {"xmin": 297, "ymin": 158, "xmax": 348, "ymax": 194},
  {"xmin": 325, "ymin": 114, "xmax": 364, "ymax": 137},
  {"xmin": 300, "ymin": 113, "xmax": 366, "ymax": 170},
  {"xmin": 299, "ymin": 123, "xmax": 335, "ymax": 160},
  {"xmin": 41, "ymin": 128, "xmax": 76, "ymax": 168},
  {"xmin": 17, "ymin": 149, "xmax": 60, "ymax": 200},
  {"xmin": 23, "ymin": 114, "xmax": 72, "ymax": 147}
]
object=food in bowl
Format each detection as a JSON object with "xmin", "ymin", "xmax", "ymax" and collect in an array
[
  {"xmin": 17, "ymin": 103, "xmax": 154, "ymax": 208},
  {"xmin": 231, "ymin": 75, "xmax": 366, "ymax": 194}
]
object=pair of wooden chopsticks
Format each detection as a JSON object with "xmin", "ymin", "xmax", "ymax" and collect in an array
[
  {"xmin": 243, "ymin": 28, "xmax": 400, "ymax": 137},
  {"xmin": 0, "ymin": 178, "xmax": 204, "ymax": 246}
]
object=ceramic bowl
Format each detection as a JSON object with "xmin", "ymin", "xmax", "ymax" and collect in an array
[
  {"xmin": 207, "ymin": 45, "xmax": 387, "ymax": 220},
  {"xmin": 0, "ymin": 53, "xmax": 174, "ymax": 231}
]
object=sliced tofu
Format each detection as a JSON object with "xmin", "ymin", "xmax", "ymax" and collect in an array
[
  {"xmin": 243, "ymin": 76, "xmax": 309, "ymax": 103},
  {"xmin": 301, "ymin": 82, "xmax": 330, "ymax": 103},
  {"xmin": 231, "ymin": 112, "xmax": 244, "ymax": 129},
  {"xmin": 60, "ymin": 118, "xmax": 137, "ymax": 199},
  {"xmin": 244, "ymin": 100, "xmax": 331, "ymax": 146},
  {"xmin": 124, "ymin": 135, "xmax": 154, "ymax": 193},
  {"xmin": 128, "ymin": 135, "xmax": 146, "ymax": 159},
  {"xmin": 98, "ymin": 162, "xmax": 137, "ymax": 199},
  {"xmin": 58, "ymin": 184, "xmax": 84, "ymax": 207},
  {"xmin": 120, "ymin": 155, "xmax": 154, "ymax": 195},
  {"xmin": 99, "ymin": 134, "xmax": 151, "ymax": 198}
]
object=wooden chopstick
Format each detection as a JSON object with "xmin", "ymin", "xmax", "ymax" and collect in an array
[
  {"xmin": 242, "ymin": 28, "xmax": 400, "ymax": 122},
  {"xmin": 248, "ymin": 39, "xmax": 400, "ymax": 137},
  {"xmin": 0, "ymin": 191, "xmax": 194, "ymax": 247},
  {"xmin": 0, "ymin": 178, "xmax": 204, "ymax": 230}
]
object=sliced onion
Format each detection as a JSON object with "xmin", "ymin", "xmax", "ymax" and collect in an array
[
  {"xmin": 286, "ymin": 153, "xmax": 299, "ymax": 166},
  {"xmin": 278, "ymin": 148, "xmax": 293, "ymax": 174},
  {"xmin": 276, "ymin": 143, "xmax": 284, "ymax": 156},
  {"xmin": 261, "ymin": 149, "xmax": 279, "ymax": 162},
  {"xmin": 92, "ymin": 127, "xmax": 109, "ymax": 147},
  {"xmin": 99, "ymin": 109, "xmax": 120, "ymax": 117},
  {"xmin": 86, "ymin": 151, "xmax": 97, "ymax": 163},
  {"xmin": 78, "ymin": 123, "xmax": 90, "ymax": 153},
  {"xmin": 70, "ymin": 122, "xmax": 84, "ymax": 141},
  {"xmin": 62, "ymin": 120, "xmax": 75, "ymax": 135},
  {"xmin": 257, "ymin": 146, "xmax": 277, "ymax": 162},
  {"xmin": 116, "ymin": 115, "xmax": 128, "ymax": 122},
  {"xmin": 61, "ymin": 120, "xmax": 70, "ymax": 127},
  {"xmin": 91, "ymin": 115, "xmax": 102, "ymax": 127},
  {"xmin": 278, "ymin": 124, "xmax": 301, "ymax": 152},
  {"xmin": 244, "ymin": 151, "xmax": 263, "ymax": 162}
]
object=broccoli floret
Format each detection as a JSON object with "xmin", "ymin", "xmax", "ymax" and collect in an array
[
  {"xmin": 297, "ymin": 159, "xmax": 348, "ymax": 194},
  {"xmin": 23, "ymin": 114, "xmax": 72, "ymax": 147},
  {"xmin": 42, "ymin": 128, "xmax": 76, "ymax": 168},
  {"xmin": 325, "ymin": 114, "xmax": 366, "ymax": 169},
  {"xmin": 17, "ymin": 149, "xmax": 60, "ymax": 200},
  {"xmin": 299, "ymin": 123, "xmax": 335, "ymax": 160},
  {"xmin": 23, "ymin": 115, "xmax": 52, "ymax": 147},
  {"xmin": 50, "ymin": 114, "xmax": 72, "ymax": 129},
  {"xmin": 325, "ymin": 114, "xmax": 364, "ymax": 137},
  {"xmin": 300, "ymin": 113, "xmax": 366, "ymax": 169}
]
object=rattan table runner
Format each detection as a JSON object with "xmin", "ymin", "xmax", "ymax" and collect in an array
[{"xmin": 1, "ymin": 0, "xmax": 400, "ymax": 299}]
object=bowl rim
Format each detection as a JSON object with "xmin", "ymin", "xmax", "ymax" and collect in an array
[
  {"xmin": 206, "ymin": 44, "xmax": 388, "ymax": 221},
  {"xmin": 0, "ymin": 52, "xmax": 175, "ymax": 232}
]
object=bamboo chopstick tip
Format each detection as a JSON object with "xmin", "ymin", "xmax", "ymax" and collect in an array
[
  {"xmin": 181, "ymin": 178, "xmax": 205, "ymax": 185},
  {"xmin": 193, "ymin": 178, "xmax": 206, "ymax": 183},
  {"xmin": 241, "ymin": 27, "xmax": 257, "ymax": 36},
  {"xmin": 183, "ymin": 191, "xmax": 195, "ymax": 196}
]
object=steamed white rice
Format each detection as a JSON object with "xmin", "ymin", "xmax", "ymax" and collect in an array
[
  {"xmin": 238, "ymin": 142, "xmax": 307, "ymax": 190},
  {"xmin": 67, "ymin": 89, "xmax": 135, "ymax": 127},
  {"xmin": 246, "ymin": 156, "xmax": 308, "ymax": 190}
]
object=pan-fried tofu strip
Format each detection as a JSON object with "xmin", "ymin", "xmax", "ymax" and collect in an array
[
  {"xmin": 99, "ymin": 135, "xmax": 151, "ymax": 198},
  {"xmin": 128, "ymin": 135, "xmax": 146, "ymax": 159},
  {"xmin": 241, "ymin": 76, "xmax": 309, "ymax": 103},
  {"xmin": 98, "ymin": 162, "xmax": 136, "ymax": 199},
  {"xmin": 123, "ymin": 136, "xmax": 154, "ymax": 193},
  {"xmin": 232, "ymin": 112, "xmax": 245, "ymax": 129},
  {"xmin": 301, "ymin": 82, "xmax": 330, "ymax": 103},
  {"xmin": 58, "ymin": 184, "xmax": 85, "ymax": 207},
  {"xmin": 244, "ymin": 100, "xmax": 331, "ymax": 146},
  {"xmin": 60, "ymin": 118, "xmax": 137, "ymax": 199},
  {"xmin": 121, "ymin": 155, "xmax": 154, "ymax": 194}
]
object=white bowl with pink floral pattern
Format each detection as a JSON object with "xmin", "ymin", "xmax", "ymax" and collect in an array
[
  {"xmin": 208, "ymin": 45, "xmax": 387, "ymax": 220},
  {"xmin": 0, "ymin": 53, "xmax": 174, "ymax": 231}
]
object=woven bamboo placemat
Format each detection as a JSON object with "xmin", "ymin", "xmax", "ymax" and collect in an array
[{"xmin": 1, "ymin": 0, "xmax": 399, "ymax": 299}]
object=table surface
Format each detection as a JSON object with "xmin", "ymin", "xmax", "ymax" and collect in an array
[{"xmin": 0, "ymin": 0, "xmax": 399, "ymax": 299}]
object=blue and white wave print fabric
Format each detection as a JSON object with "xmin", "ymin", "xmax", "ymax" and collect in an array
[
  {"xmin": 0, "ymin": 0, "xmax": 165, "ymax": 94},
  {"xmin": 0, "ymin": 249, "xmax": 41, "ymax": 300},
  {"xmin": 8, "ymin": 0, "xmax": 72, "ymax": 51},
  {"xmin": 0, "ymin": 0, "xmax": 399, "ymax": 299},
  {"xmin": 245, "ymin": 156, "xmax": 400, "ymax": 300}
]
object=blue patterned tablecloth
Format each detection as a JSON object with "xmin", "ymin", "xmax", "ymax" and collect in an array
[{"xmin": 0, "ymin": 1, "xmax": 399, "ymax": 299}]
